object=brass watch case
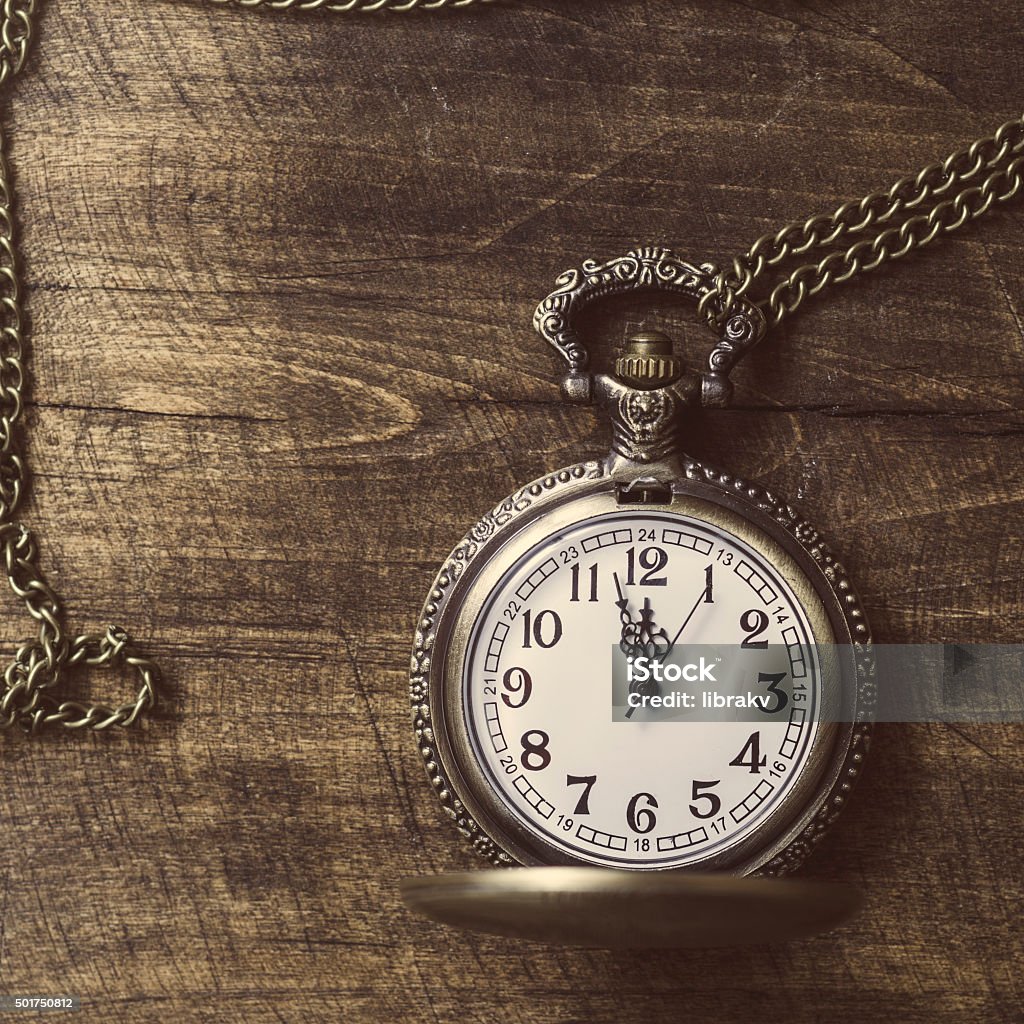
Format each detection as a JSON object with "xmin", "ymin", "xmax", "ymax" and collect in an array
[{"xmin": 410, "ymin": 456, "xmax": 874, "ymax": 877}]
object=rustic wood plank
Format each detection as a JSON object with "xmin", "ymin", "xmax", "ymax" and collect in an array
[{"xmin": 0, "ymin": 0, "xmax": 1020, "ymax": 1020}]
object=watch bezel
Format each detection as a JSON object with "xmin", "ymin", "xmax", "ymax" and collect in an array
[{"xmin": 410, "ymin": 458, "xmax": 874, "ymax": 876}]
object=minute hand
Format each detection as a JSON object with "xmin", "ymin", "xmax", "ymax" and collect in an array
[{"xmin": 665, "ymin": 567, "xmax": 713, "ymax": 655}]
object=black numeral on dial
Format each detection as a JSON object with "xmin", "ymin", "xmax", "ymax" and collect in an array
[
  {"xmin": 566, "ymin": 774, "xmax": 597, "ymax": 815},
  {"xmin": 689, "ymin": 779, "xmax": 722, "ymax": 819},
  {"xmin": 500, "ymin": 667, "xmax": 532, "ymax": 709},
  {"xmin": 522, "ymin": 609, "xmax": 562, "ymax": 649},
  {"xmin": 702, "ymin": 564, "xmax": 715, "ymax": 603},
  {"xmin": 757, "ymin": 671, "xmax": 788, "ymax": 714},
  {"xmin": 520, "ymin": 730, "xmax": 551, "ymax": 771},
  {"xmin": 625, "ymin": 546, "xmax": 668, "ymax": 586},
  {"xmin": 626, "ymin": 792, "xmax": 659, "ymax": 833},
  {"xmin": 740, "ymin": 608, "xmax": 770, "ymax": 648},
  {"xmin": 730, "ymin": 732, "xmax": 767, "ymax": 774},
  {"xmin": 570, "ymin": 563, "xmax": 599, "ymax": 603}
]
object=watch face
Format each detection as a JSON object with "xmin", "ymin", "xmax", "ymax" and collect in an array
[{"xmin": 451, "ymin": 502, "xmax": 842, "ymax": 871}]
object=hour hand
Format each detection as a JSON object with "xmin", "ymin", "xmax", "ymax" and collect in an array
[
  {"xmin": 614, "ymin": 571, "xmax": 629, "ymax": 613},
  {"xmin": 614, "ymin": 573, "xmax": 635, "ymax": 652},
  {"xmin": 614, "ymin": 573, "xmax": 643, "ymax": 717}
]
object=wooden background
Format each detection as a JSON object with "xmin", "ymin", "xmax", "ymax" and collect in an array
[{"xmin": 0, "ymin": 0, "xmax": 1021, "ymax": 1020}]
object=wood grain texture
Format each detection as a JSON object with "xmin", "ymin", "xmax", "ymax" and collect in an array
[{"xmin": 0, "ymin": 0, "xmax": 1021, "ymax": 1020}]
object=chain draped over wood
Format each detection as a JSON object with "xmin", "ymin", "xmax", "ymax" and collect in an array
[
  {"xmin": 699, "ymin": 115, "xmax": 1024, "ymax": 329},
  {"xmin": 0, "ymin": 0, "xmax": 495, "ymax": 735},
  {"xmin": 0, "ymin": 0, "xmax": 162, "ymax": 731}
]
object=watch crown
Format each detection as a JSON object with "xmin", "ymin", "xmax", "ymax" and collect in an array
[{"xmin": 615, "ymin": 330, "xmax": 682, "ymax": 388}]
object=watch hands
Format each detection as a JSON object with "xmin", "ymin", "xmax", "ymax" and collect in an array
[
  {"xmin": 618, "ymin": 598, "xmax": 670, "ymax": 660},
  {"xmin": 634, "ymin": 598, "xmax": 671, "ymax": 658},
  {"xmin": 621, "ymin": 571, "xmax": 713, "ymax": 719},
  {"xmin": 615, "ymin": 574, "xmax": 671, "ymax": 718}
]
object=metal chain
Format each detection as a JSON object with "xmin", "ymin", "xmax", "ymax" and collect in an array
[
  {"xmin": 0, "ymin": 0, "xmax": 497, "ymax": 735},
  {"xmin": 0, "ymin": 0, "xmax": 33, "ymax": 87},
  {"xmin": 699, "ymin": 114, "xmax": 1024, "ymax": 329},
  {"xmin": 205, "ymin": 0, "xmax": 495, "ymax": 10},
  {"xmin": 0, "ymin": 0, "xmax": 160, "ymax": 732}
]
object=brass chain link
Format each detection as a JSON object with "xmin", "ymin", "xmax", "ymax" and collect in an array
[
  {"xmin": 0, "ymin": 0, "xmax": 33, "ymax": 87},
  {"xmin": 206, "ymin": 0, "xmax": 494, "ymax": 10},
  {"xmin": 0, "ymin": 0, "xmax": 1020, "ymax": 731},
  {"xmin": 699, "ymin": 115, "xmax": 1024, "ymax": 329}
]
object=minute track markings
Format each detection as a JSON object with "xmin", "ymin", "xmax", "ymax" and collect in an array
[{"xmin": 733, "ymin": 559, "xmax": 778, "ymax": 606}]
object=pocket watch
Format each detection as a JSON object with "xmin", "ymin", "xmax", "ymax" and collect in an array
[{"xmin": 409, "ymin": 248, "xmax": 874, "ymax": 882}]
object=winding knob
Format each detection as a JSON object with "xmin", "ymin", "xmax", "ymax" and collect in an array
[{"xmin": 614, "ymin": 330, "xmax": 683, "ymax": 388}]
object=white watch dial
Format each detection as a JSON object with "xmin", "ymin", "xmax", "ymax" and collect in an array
[{"xmin": 461, "ymin": 510, "xmax": 827, "ymax": 869}]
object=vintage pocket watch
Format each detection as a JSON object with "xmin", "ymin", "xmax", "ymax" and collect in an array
[{"xmin": 408, "ymin": 248, "xmax": 874, "ymax": 894}]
